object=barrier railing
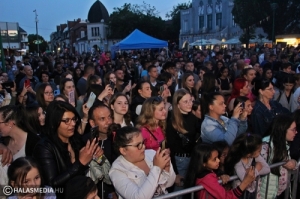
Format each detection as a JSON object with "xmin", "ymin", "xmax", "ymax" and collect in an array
[{"xmin": 155, "ymin": 161, "xmax": 300, "ymax": 199}]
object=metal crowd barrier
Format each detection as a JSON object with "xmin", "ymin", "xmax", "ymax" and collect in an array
[{"xmin": 154, "ymin": 161, "xmax": 300, "ymax": 199}]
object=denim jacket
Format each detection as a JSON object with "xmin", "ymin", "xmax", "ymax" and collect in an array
[
  {"xmin": 251, "ymin": 100, "xmax": 289, "ymax": 137},
  {"xmin": 201, "ymin": 115, "xmax": 247, "ymax": 145}
]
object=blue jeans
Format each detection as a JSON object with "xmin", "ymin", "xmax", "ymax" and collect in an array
[{"xmin": 174, "ymin": 156, "xmax": 191, "ymax": 196}]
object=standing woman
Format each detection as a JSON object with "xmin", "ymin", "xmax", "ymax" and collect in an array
[
  {"xmin": 201, "ymin": 92, "xmax": 248, "ymax": 145},
  {"xmin": 216, "ymin": 66, "xmax": 232, "ymax": 97},
  {"xmin": 33, "ymin": 101, "xmax": 102, "ymax": 194},
  {"xmin": 181, "ymin": 72, "xmax": 198, "ymax": 100},
  {"xmin": 260, "ymin": 114, "xmax": 298, "ymax": 199},
  {"xmin": 242, "ymin": 67, "xmax": 257, "ymax": 102},
  {"xmin": 166, "ymin": 89, "xmax": 200, "ymax": 191},
  {"xmin": 36, "ymin": 83, "xmax": 54, "ymax": 111},
  {"xmin": 109, "ymin": 93, "xmax": 132, "ymax": 127},
  {"xmin": 251, "ymin": 79, "xmax": 289, "ymax": 137},
  {"xmin": 136, "ymin": 96, "xmax": 167, "ymax": 151},
  {"xmin": 227, "ymin": 78, "xmax": 250, "ymax": 112},
  {"xmin": 274, "ymin": 76, "xmax": 298, "ymax": 112},
  {"xmin": 130, "ymin": 80, "xmax": 152, "ymax": 125}
]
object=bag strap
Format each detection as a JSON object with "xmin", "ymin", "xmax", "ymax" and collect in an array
[
  {"xmin": 276, "ymin": 90, "xmax": 282, "ymax": 102},
  {"xmin": 144, "ymin": 126, "xmax": 158, "ymax": 141}
]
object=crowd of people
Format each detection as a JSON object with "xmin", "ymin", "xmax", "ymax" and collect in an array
[{"xmin": 0, "ymin": 44, "xmax": 300, "ymax": 199}]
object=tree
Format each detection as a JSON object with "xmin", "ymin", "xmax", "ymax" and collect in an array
[
  {"xmin": 28, "ymin": 34, "xmax": 48, "ymax": 53},
  {"xmin": 232, "ymin": 0, "xmax": 300, "ymax": 46},
  {"xmin": 165, "ymin": 2, "xmax": 192, "ymax": 44},
  {"xmin": 239, "ymin": 27, "xmax": 256, "ymax": 45},
  {"xmin": 108, "ymin": 2, "xmax": 165, "ymax": 40}
]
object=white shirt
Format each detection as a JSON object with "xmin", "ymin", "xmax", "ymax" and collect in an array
[{"xmin": 109, "ymin": 150, "xmax": 176, "ymax": 199}]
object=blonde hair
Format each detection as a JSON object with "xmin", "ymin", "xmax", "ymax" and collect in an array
[
  {"xmin": 172, "ymin": 89, "xmax": 191, "ymax": 134},
  {"xmin": 136, "ymin": 97, "xmax": 166, "ymax": 133}
]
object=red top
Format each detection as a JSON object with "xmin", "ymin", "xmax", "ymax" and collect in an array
[
  {"xmin": 141, "ymin": 126, "xmax": 165, "ymax": 151},
  {"xmin": 196, "ymin": 172, "xmax": 243, "ymax": 199}
]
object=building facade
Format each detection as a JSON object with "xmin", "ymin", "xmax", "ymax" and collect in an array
[
  {"xmin": 179, "ymin": 0, "xmax": 242, "ymax": 48},
  {"xmin": 0, "ymin": 22, "xmax": 28, "ymax": 54},
  {"xmin": 49, "ymin": 0, "xmax": 118, "ymax": 54}
]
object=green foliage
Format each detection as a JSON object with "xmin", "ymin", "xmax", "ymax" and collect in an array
[
  {"xmin": 108, "ymin": 2, "xmax": 165, "ymax": 40},
  {"xmin": 239, "ymin": 27, "xmax": 256, "ymax": 48},
  {"xmin": 28, "ymin": 34, "xmax": 48, "ymax": 53},
  {"xmin": 165, "ymin": 2, "xmax": 192, "ymax": 42},
  {"xmin": 232, "ymin": 0, "xmax": 300, "ymax": 40}
]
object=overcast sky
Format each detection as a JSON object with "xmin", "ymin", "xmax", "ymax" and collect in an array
[{"xmin": 0, "ymin": 0, "xmax": 187, "ymax": 41}]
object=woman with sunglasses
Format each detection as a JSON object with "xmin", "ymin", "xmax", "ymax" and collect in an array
[
  {"xmin": 136, "ymin": 96, "xmax": 166, "ymax": 150},
  {"xmin": 251, "ymin": 79, "xmax": 289, "ymax": 137},
  {"xmin": 109, "ymin": 126, "xmax": 175, "ymax": 199},
  {"xmin": 33, "ymin": 101, "xmax": 102, "ymax": 193}
]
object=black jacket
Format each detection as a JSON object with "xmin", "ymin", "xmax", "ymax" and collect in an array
[{"xmin": 33, "ymin": 137, "xmax": 89, "ymax": 191}]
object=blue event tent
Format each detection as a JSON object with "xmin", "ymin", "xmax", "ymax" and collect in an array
[{"xmin": 111, "ymin": 29, "xmax": 168, "ymax": 51}]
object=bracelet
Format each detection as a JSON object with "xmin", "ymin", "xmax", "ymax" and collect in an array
[{"xmin": 81, "ymin": 119, "xmax": 88, "ymax": 124}]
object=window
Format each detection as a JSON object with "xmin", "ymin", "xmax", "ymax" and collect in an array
[
  {"xmin": 184, "ymin": 20, "xmax": 188, "ymax": 32},
  {"xmin": 207, "ymin": 14, "xmax": 212, "ymax": 30},
  {"xmin": 91, "ymin": 27, "xmax": 100, "ymax": 37},
  {"xmin": 216, "ymin": 13, "xmax": 222, "ymax": 27},
  {"xmin": 232, "ymin": 15, "xmax": 236, "ymax": 27},
  {"xmin": 199, "ymin": 16, "xmax": 204, "ymax": 30}
]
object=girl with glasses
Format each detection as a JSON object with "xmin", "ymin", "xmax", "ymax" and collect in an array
[
  {"xmin": 36, "ymin": 83, "xmax": 54, "ymax": 111},
  {"xmin": 166, "ymin": 89, "xmax": 200, "ymax": 192},
  {"xmin": 109, "ymin": 126, "xmax": 175, "ymax": 199}
]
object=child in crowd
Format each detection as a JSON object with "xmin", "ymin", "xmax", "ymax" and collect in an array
[
  {"xmin": 224, "ymin": 133, "xmax": 270, "ymax": 199},
  {"xmin": 184, "ymin": 144, "xmax": 255, "ymax": 199},
  {"xmin": 7, "ymin": 157, "xmax": 56, "ymax": 199},
  {"xmin": 213, "ymin": 141, "xmax": 229, "ymax": 173},
  {"xmin": 65, "ymin": 176, "xmax": 99, "ymax": 199}
]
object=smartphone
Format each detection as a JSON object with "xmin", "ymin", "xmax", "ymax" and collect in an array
[
  {"xmin": 240, "ymin": 102, "xmax": 245, "ymax": 109},
  {"xmin": 159, "ymin": 86, "xmax": 165, "ymax": 94},
  {"xmin": 86, "ymin": 92, "xmax": 96, "ymax": 108},
  {"xmin": 109, "ymin": 81, "xmax": 115, "ymax": 88},
  {"xmin": 90, "ymin": 126, "xmax": 99, "ymax": 142},
  {"xmin": 54, "ymin": 89, "xmax": 60, "ymax": 96},
  {"xmin": 1, "ymin": 81, "xmax": 14, "ymax": 88},
  {"xmin": 251, "ymin": 158, "xmax": 256, "ymax": 167},
  {"xmin": 68, "ymin": 91, "xmax": 75, "ymax": 104},
  {"xmin": 24, "ymin": 79, "xmax": 31, "ymax": 88}
]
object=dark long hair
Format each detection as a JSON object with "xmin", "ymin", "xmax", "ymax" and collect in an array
[
  {"xmin": 267, "ymin": 114, "xmax": 295, "ymax": 175},
  {"xmin": 224, "ymin": 133, "xmax": 262, "ymax": 176},
  {"xmin": 184, "ymin": 144, "xmax": 218, "ymax": 190},
  {"xmin": 36, "ymin": 83, "xmax": 52, "ymax": 111},
  {"xmin": 8, "ymin": 157, "xmax": 45, "ymax": 190},
  {"xmin": 25, "ymin": 104, "xmax": 44, "ymax": 135},
  {"xmin": 45, "ymin": 101, "xmax": 82, "ymax": 160}
]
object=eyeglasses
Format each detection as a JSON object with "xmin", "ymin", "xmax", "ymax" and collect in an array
[
  {"xmin": 44, "ymin": 91, "xmax": 54, "ymax": 96},
  {"xmin": 124, "ymin": 140, "xmax": 145, "ymax": 150},
  {"xmin": 61, "ymin": 117, "xmax": 78, "ymax": 125},
  {"xmin": 180, "ymin": 99, "xmax": 193, "ymax": 105}
]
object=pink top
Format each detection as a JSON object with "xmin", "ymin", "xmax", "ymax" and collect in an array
[{"xmin": 140, "ymin": 126, "xmax": 165, "ymax": 151}]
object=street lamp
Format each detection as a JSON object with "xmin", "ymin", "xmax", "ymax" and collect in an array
[
  {"xmin": 271, "ymin": 3, "xmax": 278, "ymax": 44},
  {"xmin": 33, "ymin": 9, "xmax": 39, "ymax": 56}
]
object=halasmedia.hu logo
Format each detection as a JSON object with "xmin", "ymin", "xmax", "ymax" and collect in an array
[{"xmin": 1, "ymin": 185, "xmax": 63, "ymax": 196}]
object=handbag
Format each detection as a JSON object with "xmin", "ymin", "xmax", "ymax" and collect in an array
[{"xmin": 144, "ymin": 126, "xmax": 165, "ymax": 149}]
